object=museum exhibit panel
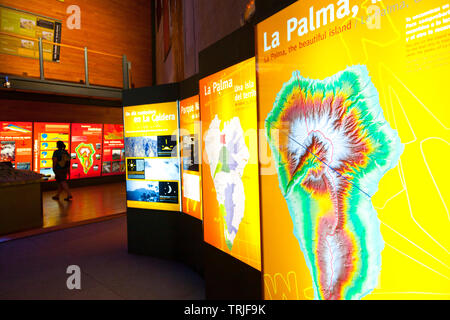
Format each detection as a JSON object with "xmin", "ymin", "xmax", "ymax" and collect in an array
[
  {"xmin": 1, "ymin": 0, "xmax": 448, "ymax": 303},
  {"xmin": 33, "ymin": 122, "xmax": 70, "ymax": 180},
  {"xmin": 102, "ymin": 124, "xmax": 125, "ymax": 176},
  {"xmin": 124, "ymin": 101, "xmax": 181, "ymax": 211},
  {"xmin": 0, "ymin": 122, "xmax": 33, "ymax": 170},
  {"xmin": 255, "ymin": 0, "xmax": 449, "ymax": 300},
  {"xmin": 0, "ymin": 121, "xmax": 126, "ymax": 181},
  {"xmin": 197, "ymin": 24, "xmax": 263, "ymax": 300},
  {"xmin": 179, "ymin": 94, "xmax": 202, "ymax": 221},
  {"xmin": 123, "ymin": 80, "xmax": 204, "ymax": 274}
]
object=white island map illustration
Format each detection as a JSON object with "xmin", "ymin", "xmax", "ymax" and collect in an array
[{"xmin": 204, "ymin": 115, "xmax": 250, "ymax": 250}]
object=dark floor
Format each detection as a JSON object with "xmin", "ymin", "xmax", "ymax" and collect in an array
[
  {"xmin": 0, "ymin": 182, "xmax": 127, "ymax": 243},
  {"xmin": 43, "ymin": 182, "xmax": 126, "ymax": 228},
  {"xmin": 0, "ymin": 216, "xmax": 205, "ymax": 300}
]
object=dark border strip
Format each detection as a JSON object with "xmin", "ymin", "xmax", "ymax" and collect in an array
[
  {"xmin": 179, "ymin": 73, "xmax": 200, "ymax": 100},
  {"xmin": 0, "ymin": 89, "xmax": 122, "ymax": 107},
  {"xmin": 122, "ymin": 82, "xmax": 180, "ymax": 106},
  {"xmin": 1, "ymin": 75, "xmax": 122, "ymax": 101},
  {"xmin": 254, "ymin": 0, "xmax": 298, "ymax": 24},
  {"xmin": 198, "ymin": 24, "xmax": 255, "ymax": 79}
]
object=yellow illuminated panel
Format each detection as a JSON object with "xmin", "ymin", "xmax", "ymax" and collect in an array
[
  {"xmin": 256, "ymin": 0, "xmax": 449, "ymax": 300},
  {"xmin": 180, "ymin": 95, "xmax": 203, "ymax": 220},
  {"xmin": 200, "ymin": 58, "xmax": 261, "ymax": 271},
  {"xmin": 0, "ymin": 5, "xmax": 61, "ymax": 61},
  {"xmin": 124, "ymin": 102, "xmax": 181, "ymax": 212}
]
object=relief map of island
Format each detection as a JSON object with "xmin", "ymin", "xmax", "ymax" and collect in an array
[
  {"xmin": 265, "ymin": 65, "xmax": 404, "ymax": 300},
  {"xmin": 205, "ymin": 115, "xmax": 250, "ymax": 250}
]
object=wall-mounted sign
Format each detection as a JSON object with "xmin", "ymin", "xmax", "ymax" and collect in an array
[
  {"xmin": 0, "ymin": 121, "xmax": 32, "ymax": 170},
  {"xmin": 102, "ymin": 124, "xmax": 125, "ymax": 176},
  {"xmin": 256, "ymin": 0, "xmax": 448, "ymax": 300},
  {"xmin": 180, "ymin": 95, "xmax": 202, "ymax": 220},
  {"xmin": 33, "ymin": 122, "xmax": 70, "ymax": 179},
  {"xmin": 0, "ymin": 5, "xmax": 62, "ymax": 61},
  {"xmin": 70, "ymin": 123, "xmax": 103, "ymax": 179},
  {"xmin": 124, "ymin": 102, "xmax": 181, "ymax": 211},
  {"xmin": 200, "ymin": 57, "xmax": 261, "ymax": 271}
]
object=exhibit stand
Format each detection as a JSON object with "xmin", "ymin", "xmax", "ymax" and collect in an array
[
  {"xmin": 0, "ymin": 163, "xmax": 43, "ymax": 235},
  {"xmin": 123, "ymin": 81, "xmax": 204, "ymax": 275},
  {"xmin": 199, "ymin": 25, "xmax": 262, "ymax": 300},
  {"xmin": 0, "ymin": 180, "xmax": 43, "ymax": 235},
  {"xmin": 123, "ymin": 25, "xmax": 264, "ymax": 297},
  {"xmin": 178, "ymin": 75, "xmax": 204, "ymax": 275},
  {"xmin": 120, "ymin": 1, "xmax": 300, "ymax": 301}
]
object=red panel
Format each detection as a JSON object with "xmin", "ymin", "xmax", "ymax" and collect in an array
[
  {"xmin": 0, "ymin": 121, "xmax": 33, "ymax": 170},
  {"xmin": 102, "ymin": 124, "xmax": 125, "ymax": 176},
  {"xmin": 33, "ymin": 122, "xmax": 70, "ymax": 180},
  {"xmin": 70, "ymin": 123, "xmax": 103, "ymax": 179}
]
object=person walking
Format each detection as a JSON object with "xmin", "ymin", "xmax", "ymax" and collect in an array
[{"xmin": 52, "ymin": 141, "xmax": 73, "ymax": 201}]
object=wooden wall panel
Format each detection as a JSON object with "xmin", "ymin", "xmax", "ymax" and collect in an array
[
  {"xmin": 0, "ymin": 0, "xmax": 152, "ymax": 88},
  {"xmin": 0, "ymin": 98, "xmax": 123, "ymax": 124}
]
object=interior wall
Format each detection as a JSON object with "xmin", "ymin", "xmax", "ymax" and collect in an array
[
  {"xmin": 0, "ymin": 0, "xmax": 152, "ymax": 88},
  {"xmin": 157, "ymin": 0, "xmax": 250, "ymax": 83},
  {"xmin": 195, "ymin": 0, "xmax": 250, "ymax": 53},
  {"xmin": 182, "ymin": 0, "xmax": 198, "ymax": 81},
  {"xmin": 154, "ymin": 0, "xmax": 184, "ymax": 85}
]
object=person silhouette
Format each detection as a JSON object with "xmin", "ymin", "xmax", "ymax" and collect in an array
[{"xmin": 51, "ymin": 141, "xmax": 73, "ymax": 201}]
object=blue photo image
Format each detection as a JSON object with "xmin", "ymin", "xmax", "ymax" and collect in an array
[
  {"xmin": 40, "ymin": 167, "xmax": 55, "ymax": 180},
  {"xmin": 16, "ymin": 162, "xmax": 31, "ymax": 170},
  {"xmin": 126, "ymin": 180, "xmax": 159, "ymax": 203},
  {"xmin": 125, "ymin": 136, "xmax": 157, "ymax": 158}
]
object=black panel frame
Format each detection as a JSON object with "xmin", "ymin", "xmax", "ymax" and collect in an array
[
  {"xmin": 122, "ymin": 82, "xmax": 180, "ymax": 106},
  {"xmin": 178, "ymin": 74, "xmax": 204, "ymax": 275},
  {"xmin": 127, "ymin": 208, "xmax": 179, "ymax": 260},
  {"xmin": 123, "ymin": 83, "xmax": 204, "ymax": 275},
  {"xmin": 199, "ymin": 24, "xmax": 255, "ymax": 80},
  {"xmin": 0, "ymin": 75, "xmax": 122, "ymax": 100},
  {"xmin": 254, "ymin": 0, "xmax": 298, "ymax": 24},
  {"xmin": 179, "ymin": 74, "xmax": 200, "ymax": 101},
  {"xmin": 0, "ymin": 89, "xmax": 122, "ymax": 107},
  {"xmin": 203, "ymin": 242, "xmax": 262, "ymax": 300}
]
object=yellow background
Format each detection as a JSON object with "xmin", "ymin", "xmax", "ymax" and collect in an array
[
  {"xmin": 179, "ymin": 95, "xmax": 203, "ymax": 220},
  {"xmin": 40, "ymin": 141, "xmax": 57, "ymax": 150},
  {"xmin": 124, "ymin": 102, "xmax": 179, "ymax": 137},
  {"xmin": 0, "ymin": 6, "xmax": 57, "ymax": 61},
  {"xmin": 257, "ymin": 0, "xmax": 450, "ymax": 299},
  {"xmin": 200, "ymin": 58, "xmax": 262, "ymax": 271},
  {"xmin": 124, "ymin": 102, "xmax": 181, "ymax": 212}
]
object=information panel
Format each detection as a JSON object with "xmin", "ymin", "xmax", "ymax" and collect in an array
[
  {"xmin": 102, "ymin": 124, "xmax": 125, "ymax": 176},
  {"xmin": 180, "ymin": 95, "xmax": 202, "ymax": 220},
  {"xmin": 200, "ymin": 58, "xmax": 261, "ymax": 271},
  {"xmin": 256, "ymin": 0, "xmax": 449, "ymax": 300},
  {"xmin": 70, "ymin": 123, "xmax": 103, "ymax": 179},
  {"xmin": 124, "ymin": 102, "xmax": 181, "ymax": 211},
  {"xmin": 0, "ymin": 121, "xmax": 32, "ymax": 170},
  {"xmin": 33, "ymin": 122, "xmax": 70, "ymax": 179},
  {"xmin": 0, "ymin": 5, "xmax": 61, "ymax": 61}
]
